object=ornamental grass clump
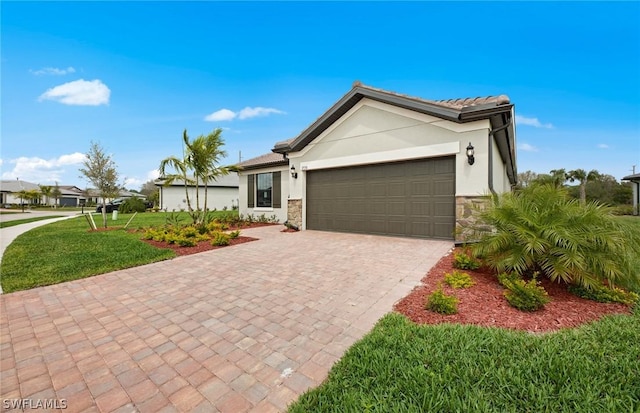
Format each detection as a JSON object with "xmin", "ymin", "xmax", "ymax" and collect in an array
[{"xmin": 470, "ymin": 184, "xmax": 640, "ymax": 292}]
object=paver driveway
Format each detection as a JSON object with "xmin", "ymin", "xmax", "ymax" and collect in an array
[{"xmin": 0, "ymin": 226, "xmax": 451, "ymax": 412}]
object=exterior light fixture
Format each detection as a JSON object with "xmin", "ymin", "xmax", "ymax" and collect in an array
[
  {"xmin": 290, "ymin": 165, "xmax": 298, "ymax": 179},
  {"xmin": 466, "ymin": 142, "xmax": 475, "ymax": 165}
]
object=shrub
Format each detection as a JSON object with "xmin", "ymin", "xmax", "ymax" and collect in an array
[
  {"xmin": 444, "ymin": 270, "xmax": 475, "ymax": 289},
  {"xmin": 176, "ymin": 237, "xmax": 197, "ymax": 247},
  {"xmin": 228, "ymin": 230, "xmax": 241, "ymax": 239},
  {"xmin": 568, "ymin": 284, "xmax": 639, "ymax": 306},
  {"xmin": 470, "ymin": 184, "xmax": 640, "ymax": 291},
  {"xmin": 425, "ymin": 287, "xmax": 458, "ymax": 315},
  {"xmin": 119, "ymin": 197, "xmax": 147, "ymax": 213},
  {"xmin": 211, "ymin": 232, "xmax": 230, "ymax": 246},
  {"xmin": 502, "ymin": 277, "xmax": 550, "ymax": 312},
  {"xmin": 453, "ymin": 251, "xmax": 481, "ymax": 270},
  {"xmin": 497, "ymin": 272, "xmax": 521, "ymax": 288}
]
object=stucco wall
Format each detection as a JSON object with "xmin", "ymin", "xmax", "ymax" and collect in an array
[
  {"xmin": 160, "ymin": 186, "xmax": 239, "ymax": 212},
  {"xmin": 287, "ymin": 99, "xmax": 498, "ymax": 201},
  {"xmin": 238, "ymin": 166, "xmax": 289, "ymax": 222}
]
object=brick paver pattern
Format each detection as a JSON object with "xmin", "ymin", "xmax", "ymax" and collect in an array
[{"xmin": 0, "ymin": 226, "xmax": 451, "ymax": 412}]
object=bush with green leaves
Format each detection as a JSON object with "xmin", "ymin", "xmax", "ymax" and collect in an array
[
  {"xmin": 470, "ymin": 184, "xmax": 640, "ymax": 291},
  {"xmin": 228, "ymin": 230, "xmax": 241, "ymax": 239},
  {"xmin": 569, "ymin": 284, "xmax": 639, "ymax": 306},
  {"xmin": 211, "ymin": 232, "xmax": 231, "ymax": 246},
  {"xmin": 453, "ymin": 251, "xmax": 481, "ymax": 270},
  {"xmin": 425, "ymin": 287, "xmax": 459, "ymax": 315},
  {"xmin": 119, "ymin": 197, "xmax": 147, "ymax": 213},
  {"xmin": 502, "ymin": 277, "xmax": 550, "ymax": 312},
  {"xmin": 444, "ymin": 270, "xmax": 475, "ymax": 289}
]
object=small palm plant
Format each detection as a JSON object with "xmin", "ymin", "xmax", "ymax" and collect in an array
[{"xmin": 469, "ymin": 184, "xmax": 640, "ymax": 291}]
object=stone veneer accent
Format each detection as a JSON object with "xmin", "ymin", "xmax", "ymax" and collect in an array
[
  {"xmin": 287, "ymin": 199, "xmax": 303, "ymax": 229},
  {"xmin": 455, "ymin": 195, "xmax": 490, "ymax": 243}
]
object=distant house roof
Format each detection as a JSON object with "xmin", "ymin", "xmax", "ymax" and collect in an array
[
  {"xmin": 0, "ymin": 180, "xmax": 41, "ymax": 193},
  {"xmin": 622, "ymin": 173, "xmax": 640, "ymax": 182},
  {"xmin": 155, "ymin": 173, "xmax": 239, "ymax": 188},
  {"xmin": 237, "ymin": 152, "xmax": 288, "ymax": 171}
]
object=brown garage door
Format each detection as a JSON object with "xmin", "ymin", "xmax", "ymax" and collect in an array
[{"xmin": 306, "ymin": 156, "xmax": 455, "ymax": 239}]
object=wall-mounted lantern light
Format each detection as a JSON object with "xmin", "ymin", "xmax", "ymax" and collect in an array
[
  {"xmin": 290, "ymin": 165, "xmax": 298, "ymax": 179},
  {"xmin": 466, "ymin": 142, "xmax": 475, "ymax": 165}
]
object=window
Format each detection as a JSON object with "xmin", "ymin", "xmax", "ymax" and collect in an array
[
  {"xmin": 248, "ymin": 171, "xmax": 281, "ymax": 209},
  {"xmin": 256, "ymin": 173, "xmax": 273, "ymax": 207}
]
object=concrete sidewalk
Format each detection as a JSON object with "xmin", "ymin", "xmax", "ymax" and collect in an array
[{"xmin": 0, "ymin": 226, "xmax": 452, "ymax": 412}]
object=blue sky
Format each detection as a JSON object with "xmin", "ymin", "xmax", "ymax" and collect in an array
[{"xmin": 1, "ymin": 1, "xmax": 639, "ymax": 190}]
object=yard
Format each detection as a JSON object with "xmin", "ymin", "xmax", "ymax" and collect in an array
[{"xmin": 0, "ymin": 211, "xmax": 250, "ymax": 293}]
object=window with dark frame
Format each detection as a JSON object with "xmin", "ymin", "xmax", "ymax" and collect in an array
[{"xmin": 256, "ymin": 172, "xmax": 273, "ymax": 207}]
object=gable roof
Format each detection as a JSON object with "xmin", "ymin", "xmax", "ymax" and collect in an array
[
  {"xmin": 237, "ymin": 152, "xmax": 288, "ymax": 171},
  {"xmin": 272, "ymin": 82, "xmax": 517, "ymax": 185}
]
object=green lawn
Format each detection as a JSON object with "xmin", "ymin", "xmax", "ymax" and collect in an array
[
  {"xmin": 289, "ymin": 311, "xmax": 640, "ymax": 412},
  {"xmin": 0, "ymin": 216, "xmax": 65, "ymax": 228},
  {"xmin": 0, "ymin": 211, "xmax": 235, "ymax": 293}
]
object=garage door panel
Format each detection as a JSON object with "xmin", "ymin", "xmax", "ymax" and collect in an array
[{"xmin": 307, "ymin": 157, "xmax": 455, "ymax": 239}]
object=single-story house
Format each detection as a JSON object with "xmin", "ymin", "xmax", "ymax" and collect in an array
[
  {"xmin": 57, "ymin": 186, "xmax": 87, "ymax": 207},
  {"xmin": 237, "ymin": 82, "xmax": 517, "ymax": 241},
  {"xmin": 622, "ymin": 173, "xmax": 640, "ymax": 215},
  {"xmin": 86, "ymin": 189, "xmax": 147, "ymax": 206},
  {"xmin": 155, "ymin": 174, "xmax": 239, "ymax": 212},
  {"xmin": 0, "ymin": 180, "xmax": 41, "ymax": 206}
]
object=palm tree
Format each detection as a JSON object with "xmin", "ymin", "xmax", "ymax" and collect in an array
[
  {"xmin": 549, "ymin": 168, "xmax": 569, "ymax": 188},
  {"xmin": 159, "ymin": 128, "xmax": 235, "ymax": 225},
  {"xmin": 158, "ymin": 130, "xmax": 199, "ymax": 213},
  {"xmin": 568, "ymin": 169, "xmax": 600, "ymax": 204},
  {"xmin": 39, "ymin": 185, "xmax": 52, "ymax": 206},
  {"xmin": 184, "ymin": 129, "xmax": 235, "ymax": 214}
]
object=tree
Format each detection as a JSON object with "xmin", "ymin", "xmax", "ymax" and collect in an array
[
  {"xmin": 159, "ymin": 128, "xmax": 235, "ymax": 226},
  {"xmin": 39, "ymin": 185, "xmax": 52, "ymax": 206},
  {"xmin": 567, "ymin": 169, "xmax": 600, "ymax": 204},
  {"xmin": 51, "ymin": 182, "xmax": 62, "ymax": 208},
  {"xmin": 79, "ymin": 141, "xmax": 120, "ymax": 228},
  {"xmin": 516, "ymin": 170, "xmax": 539, "ymax": 188},
  {"xmin": 140, "ymin": 180, "xmax": 160, "ymax": 207}
]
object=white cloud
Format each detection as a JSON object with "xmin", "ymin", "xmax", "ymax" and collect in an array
[
  {"xmin": 518, "ymin": 143, "xmax": 539, "ymax": 152},
  {"xmin": 597, "ymin": 144, "xmax": 609, "ymax": 149},
  {"xmin": 204, "ymin": 106, "xmax": 286, "ymax": 122},
  {"xmin": 237, "ymin": 106, "xmax": 286, "ymax": 120},
  {"xmin": 147, "ymin": 169, "xmax": 160, "ymax": 180},
  {"xmin": 30, "ymin": 66, "xmax": 76, "ymax": 76},
  {"xmin": 1, "ymin": 153, "xmax": 86, "ymax": 184},
  {"xmin": 38, "ymin": 79, "xmax": 110, "ymax": 106},
  {"xmin": 205, "ymin": 109, "xmax": 237, "ymax": 121},
  {"xmin": 515, "ymin": 115, "xmax": 554, "ymax": 129}
]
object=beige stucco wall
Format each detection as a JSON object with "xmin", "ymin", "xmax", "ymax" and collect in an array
[
  {"xmin": 287, "ymin": 99, "xmax": 504, "ymax": 202},
  {"xmin": 160, "ymin": 186, "xmax": 239, "ymax": 212},
  {"xmin": 238, "ymin": 165, "xmax": 289, "ymax": 222}
]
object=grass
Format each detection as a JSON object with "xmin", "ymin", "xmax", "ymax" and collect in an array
[
  {"xmin": 0, "ymin": 216, "xmax": 65, "ymax": 228},
  {"xmin": 289, "ymin": 311, "xmax": 640, "ymax": 412},
  {"xmin": 0, "ymin": 211, "xmax": 236, "ymax": 293}
]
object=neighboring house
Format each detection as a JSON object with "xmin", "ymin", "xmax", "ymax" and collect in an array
[
  {"xmin": 0, "ymin": 180, "xmax": 41, "ymax": 206},
  {"xmin": 622, "ymin": 173, "xmax": 640, "ymax": 215},
  {"xmin": 57, "ymin": 186, "xmax": 87, "ymax": 207},
  {"xmin": 86, "ymin": 189, "xmax": 146, "ymax": 205},
  {"xmin": 155, "ymin": 174, "xmax": 240, "ymax": 212},
  {"xmin": 237, "ymin": 82, "xmax": 517, "ymax": 242}
]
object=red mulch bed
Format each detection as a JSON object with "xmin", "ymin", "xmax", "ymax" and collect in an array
[
  {"xmin": 141, "ymin": 236, "xmax": 257, "ymax": 256},
  {"xmin": 394, "ymin": 249, "xmax": 632, "ymax": 333}
]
